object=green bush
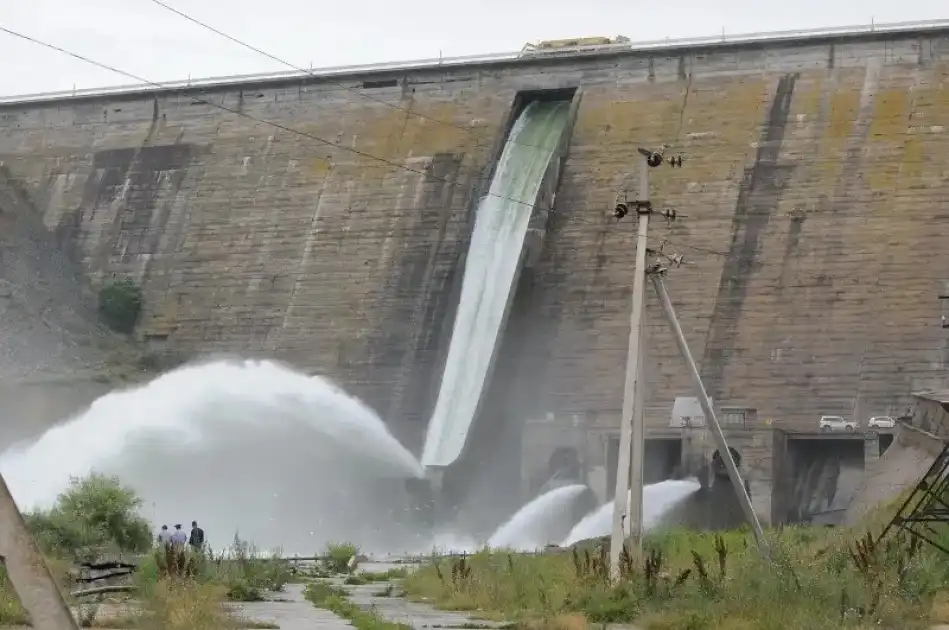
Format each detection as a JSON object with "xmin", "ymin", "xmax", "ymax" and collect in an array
[
  {"xmin": 25, "ymin": 473, "xmax": 152, "ymax": 559},
  {"xmin": 325, "ymin": 542, "xmax": 360, "ymax": 573},
  {"xmin": 98, "ymin": 278, "xmax": 144, "ymax": 333}
]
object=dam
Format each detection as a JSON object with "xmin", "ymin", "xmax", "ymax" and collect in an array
[{"xmin": 2, "ymin": 21, "xmax": 949, "ymax": 529}]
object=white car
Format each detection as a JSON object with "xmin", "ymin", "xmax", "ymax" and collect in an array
[
  {"xmin": 819, "ymin": 416, "xmax": 858, "ymax": 432},
  {"xmin": 868, "ymin": 416, "xmax": 896, "ymax": 429}
]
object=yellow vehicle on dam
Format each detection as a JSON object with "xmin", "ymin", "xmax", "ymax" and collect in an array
[{"xmin": 520, "ymin": 35, "xmax": 631, "ymax": 55}]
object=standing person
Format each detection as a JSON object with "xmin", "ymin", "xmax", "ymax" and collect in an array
[
  {"xmin": 157, "ymin": 524, "xmax": 172, "ymax": 547},
  {"xmin": 171, "ymin": 524, "xmax": 187, "ymax": 548},
  {"xmin": 189, "ymin": 521, "xmax": 205, "ymax": 552}
]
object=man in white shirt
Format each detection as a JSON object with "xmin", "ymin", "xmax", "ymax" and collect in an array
[
  {"xmin": 157, "ymin": 525, "xmax": 173, "ymax": 546},
  {"xmin": 171, "ymin": 524, "xmax": 188, "ymax": 548}
]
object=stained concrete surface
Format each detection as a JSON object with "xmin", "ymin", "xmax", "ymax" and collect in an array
[{"xmin": 0, "ymin": 167, "xmax": 127, "ymax": 381}]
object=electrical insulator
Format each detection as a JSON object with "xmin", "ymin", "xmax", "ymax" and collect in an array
[
  {"xmin": 637, "ymin": 147, "xmax": 664, "ymax": 168},
  {"xmin": 614, "ymin": 202, "xmax": 629, "ymax": 220}
]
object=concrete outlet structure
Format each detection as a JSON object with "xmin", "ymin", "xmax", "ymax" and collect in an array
[{"xmin": 523, "ymin": 412, "xmax": 890, "ymax": 526}]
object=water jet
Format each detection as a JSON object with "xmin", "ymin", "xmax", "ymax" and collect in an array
[{"xmin": 0, "ymin": 358, "xmax": 424, "ymax": 554}]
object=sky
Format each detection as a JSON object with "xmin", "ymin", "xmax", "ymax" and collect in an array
[{"xmin": 0, "ymin": 0, "xmax": 946, "ymax": 97}]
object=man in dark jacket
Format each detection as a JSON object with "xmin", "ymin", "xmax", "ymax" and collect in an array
[{"xmin": 188, "ymin": 521, "xmax": 205, "ymax": 552}]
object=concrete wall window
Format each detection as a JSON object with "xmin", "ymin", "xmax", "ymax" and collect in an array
[{"xmin": 722, "ymin": 409, "xmax": 746, "ymax": 427}]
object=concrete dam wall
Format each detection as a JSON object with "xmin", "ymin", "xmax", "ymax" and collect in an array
[
  {"xmin": 0, "ymin": 167, "xmax": 121, "ymax": 380},
  {"xmin": 2, "ymin": 26, "xmax": 949, "ymax": 455}
]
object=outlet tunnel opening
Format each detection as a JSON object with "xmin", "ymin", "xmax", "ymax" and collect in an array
[
  {"xmin": 605, "ymin": 436, "xmax": 685, "ymax": 499},
  {"xmin": 784, "ymin": 436, "xmax": 866, "ymax": 525},
  {"xmin": 879, "ymin": 433, "xmax": 894, "ymax": 456},
  {"xmin": 711, "ymin": 447, "xmax": 742, "ymax": 479}
]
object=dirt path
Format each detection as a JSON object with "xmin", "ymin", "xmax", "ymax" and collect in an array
[{"xmin": 230, "ymin": 583, "xmax": 352, "ymax": 630}]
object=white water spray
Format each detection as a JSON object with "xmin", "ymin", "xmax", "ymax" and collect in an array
[
  {"xmin": 487, "ymin": 484, "xmax": 587, "ymax": 551},
  {"xmin": 562, "ymin": 479, "xmax": 701, "ymax": 546},
  {"xmin": 0, "ymin": 359, "xmax": 423, "ymax": 554}
]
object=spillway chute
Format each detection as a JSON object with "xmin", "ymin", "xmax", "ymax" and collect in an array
[{"xmin": 421, "ymin": 99, "xmax": 572, "ymax": 469}]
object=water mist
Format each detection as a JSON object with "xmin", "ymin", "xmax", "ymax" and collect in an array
[{"xmin": 0, "ymin": 359, "xmax": 424, "ymax": 554}]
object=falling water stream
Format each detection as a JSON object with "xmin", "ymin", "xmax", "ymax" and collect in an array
[{"xmin": 421, "ymin": 100, "xmax": 571, "ymax": 468}]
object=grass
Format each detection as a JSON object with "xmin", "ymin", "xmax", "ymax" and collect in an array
[
  {"xmin": 305, "ymin": 582, "xmax": 413, "ymax": 630},
  {"xmin": 0, "ymin": 473, "xmax": 307, "ymax": 629},
  {"xmin": 0, "ymin": 538, "xmax": 296, "ymax": 628},
  {"xmin": 403, "ymin": 525, "xmax": 949, "ymax": 629},
  {"xmin": 345, "ymin": 568, "xmax": 409, "ymax": 585},
  {"xmin": 135, "ymin": 536, "xmax": 295, "ymax": 602},
  {"xmin": 0, "ymin": 576, "xmax": 280, "ymax": 629},
  {"xmin": 0, "ymin": 583, "xmax": 28, "ymax": 626},
  {"xmin": 93, "ymin": 579, "xmax": 278, "ymax": 629}
]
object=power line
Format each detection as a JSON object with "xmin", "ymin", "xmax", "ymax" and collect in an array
[
  {"xmin": 0, "ymin": 25, "xmax": 550, "ymax": 212},
  {"xmin": 143, "ymin": 0, "xmax": 555, "ymax": 153}
]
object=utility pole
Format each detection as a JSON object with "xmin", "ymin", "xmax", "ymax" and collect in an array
[
  {"xmin": 649, "ymin": 269, "xmax": 771, "ymax": 560},
  {"xmin": 610, "ymin": 146, "xmax": 678, "ymax": 579},
  {"xmin": 627, "ymin": 284, "xmax": 647, "ymax": 541}
]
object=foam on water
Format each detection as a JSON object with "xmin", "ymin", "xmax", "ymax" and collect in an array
[
  {"xmin": 0, "ymin": 358, "xmax": 424, "ymax": 553},
  {"xmin": 487, "ymin": 484, "xmax": 588, "ymax": 551},
  {"xmin": 562, "ymin": 479, "xmax": 702, "ymax": 546}
]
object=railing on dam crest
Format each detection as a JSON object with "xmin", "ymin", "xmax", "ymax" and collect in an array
[{"xmin": 2, "ymin": 18, "xmax": 949, "ymax": 105}]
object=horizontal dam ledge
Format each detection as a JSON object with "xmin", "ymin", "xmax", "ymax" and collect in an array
[{"xmin": 2, "ymin": 18, "xmax": 949, "ymax": 107}]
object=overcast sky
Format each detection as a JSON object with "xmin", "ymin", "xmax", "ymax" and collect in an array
[{"xmin": 0, "ymin": 0, "xmax": 946, "ymax": 97}]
